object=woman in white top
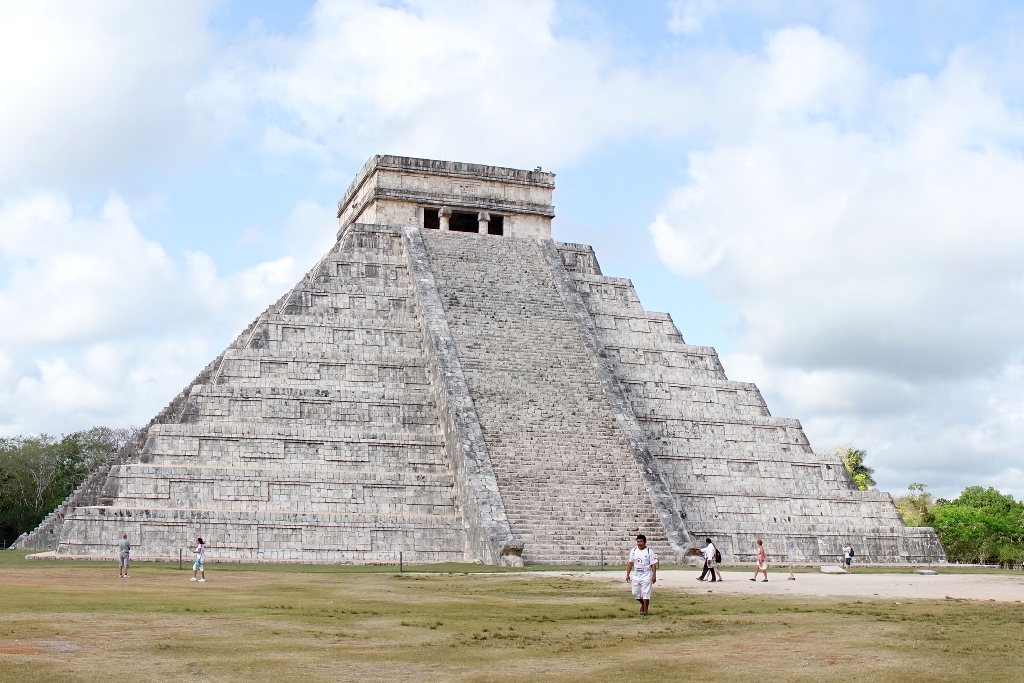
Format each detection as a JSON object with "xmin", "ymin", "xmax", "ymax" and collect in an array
[{"xmin": 190, "ymin": 537, "xmax": 206, "ymax": 582}]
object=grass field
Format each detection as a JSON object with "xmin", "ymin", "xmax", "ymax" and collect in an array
[{"xmin": 1, "ymin": 551, "xmax": 1022, "ymax": 682}]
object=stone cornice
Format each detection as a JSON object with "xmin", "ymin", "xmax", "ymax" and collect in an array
[
  {"xmin": 337, "ymin": 154, "xmax": 555, "ymax": 218},
  {"xmin": 376, "ymin": 187, "xmax": 555, "ymax": 216}
]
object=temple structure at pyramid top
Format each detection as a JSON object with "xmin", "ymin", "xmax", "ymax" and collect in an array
[
  {"xmin": 17, "ymin": 155, "xmax": 945, "ymax": 567},
  {"xmin": 336, "ymin": 155, "xmax": 557, "ymax": 238}
]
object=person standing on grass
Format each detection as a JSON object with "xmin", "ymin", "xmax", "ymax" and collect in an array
[
  {"xmin": 190, "ymin": 537, "xmax": 206, "ymax": 582},
  {"xmin": 625, "ymin": 534, "xmax": 658, "ymax": 616},
  {"xmin": 842, "ymin": 542, "xmax": 854, "ymax": 572},
  {"xmin": 750, "ymin": 539, "xmax": 768, "ymax": 582},
  {"xmin": 117, "ymin": 533, "xmax": 131, "ymax": 578}
]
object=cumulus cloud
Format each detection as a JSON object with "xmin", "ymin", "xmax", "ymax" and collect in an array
[
  {"xmin": 0, "ymin": 193, "xmax": 327, "ymax": 436},
  {"xmin": 652, "ymin": 28, "xmax": 1024, "ymax": 497},
  {"xmin": 0, "ymin": 0, "xmax": 224, "ymax": 190},
  {"xmin": 246, "ymin": 0, "xmax": 699, "ymax": 168}
]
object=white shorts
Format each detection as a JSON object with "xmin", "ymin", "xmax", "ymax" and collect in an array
[{"xmin": 631, "ymin": 575, "xmax": 653, "ymax": 600}]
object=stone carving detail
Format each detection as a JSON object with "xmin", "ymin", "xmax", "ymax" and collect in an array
[{"xmin": 438, "ymin": 206, "xmax": 451, "ymax": 231}]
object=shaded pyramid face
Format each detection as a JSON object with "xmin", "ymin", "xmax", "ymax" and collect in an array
[{"xmin": 19, "ymin": 156, "xmax": 945, "ymax": 565}]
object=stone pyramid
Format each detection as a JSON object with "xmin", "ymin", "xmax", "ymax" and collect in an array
[{"xmin": 18, "ymin": 155, "xmax": 945, "ymax": 565}]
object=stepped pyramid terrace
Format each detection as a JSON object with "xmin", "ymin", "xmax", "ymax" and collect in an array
[{"xmin": 16, "ymin": 155, "xmax": 945, "ymax": 566}]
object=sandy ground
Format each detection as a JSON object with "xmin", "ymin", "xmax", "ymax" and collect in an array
[{"xmin": 561, "ymin": 569, "xmax": 1024, "ymax": 602}]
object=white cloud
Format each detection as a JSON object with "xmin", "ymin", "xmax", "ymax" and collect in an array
[
  {"xmin": 0, "ymin": 193, "xmax": 329, "ymax": 436},
  {"xmin": 245, "ymin": 0, "xmax": 699, "ymax": 167},
  {"xmin": 1, "ymin": 338, "xmax": 216, "ymax": 436},
  {"xmin": 668, "ymin": 0, "xmax": 719, "ymax": 36},
  {"xmin": 0, "ymin": 194, "xmax": 298, "ymax": 348},
  {"xmin": 652, "ymin": 28, "xmax": 1024, "ymax": 498},
  {"xmin": 0, "ymin": 0, "xmax": 223, "ymax": 190},
  {"xmin": 759, "ymin": 27, "xmax": 867, "ymax": 118}
]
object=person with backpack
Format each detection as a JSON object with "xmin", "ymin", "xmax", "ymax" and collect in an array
[
  {"xmin": 842, "ymin": 542, "xmax": 855, "ymax": 571},
  {"xmin": 696, "ymin": 537, "xmax": 720, "ymax": 581},
  {"xmin": 625, "ymin": 534, "xmax": 658, "ymax": 616}
]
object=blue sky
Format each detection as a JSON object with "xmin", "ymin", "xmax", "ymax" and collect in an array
[{"xmin": 1, "ymin": 0, "xmax": 1023, "ymax": 501}]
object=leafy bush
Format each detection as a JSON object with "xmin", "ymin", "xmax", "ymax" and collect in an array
[
  {"xmin": 894, "ymin": 483, "xmax": 935, "ymax": 527},
  {"xmin": 819, "ymin": 445, "xmax": 877, "ymax": 490},
  {"xmin": 929, "ymin": 486, "xmax": 1024, "ymax": 566}
]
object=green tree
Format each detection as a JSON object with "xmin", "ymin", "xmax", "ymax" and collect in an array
[
  {"xmin": 951, "ymin": 486, "xmax": 1020, "ymax": 515},
  {"xmin": 828, "ymin": 446, "xmax": 876, "ymax": 490},
  {"xmin": 894, "ymin": 482, "xmax": 935, "ymax": 527},
  {"xmin": 931, "ymin": 486, "xmax": 1024, "ymax": 566},
  {"xmin": 0, "ymin": 426, "xmax": 137, "ymax": 544}
]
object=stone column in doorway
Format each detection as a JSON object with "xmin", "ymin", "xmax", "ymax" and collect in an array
[
  {"xmin": 477, "ymin": 211, "xmax": 490, "ymax": 234},
  {"xmin": 439, "ymin": 206, "xmax": 451, "ymax": 231}
]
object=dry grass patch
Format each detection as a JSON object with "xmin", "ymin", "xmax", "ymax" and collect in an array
[{"xmin": 1, "ymin": 552, "xmax": 1022, "ymax": 682}]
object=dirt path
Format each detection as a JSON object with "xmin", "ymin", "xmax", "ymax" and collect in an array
[{"xmin": 559, "ymin": 569, "xmax": 1024, "ymax": 602}]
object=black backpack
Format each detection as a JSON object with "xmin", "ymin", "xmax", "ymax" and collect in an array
[
  {"xmin": 849, "ymin": 547, "xmax": 855, "ymax": 558},
  {"xmin": 714, "ymin": 546, "xmax": 722, "ymax": 563}
]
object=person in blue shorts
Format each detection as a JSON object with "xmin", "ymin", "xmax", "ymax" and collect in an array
[{"xmin": 190, "ymin": 537, "xmax": 206, "ymax": 582}]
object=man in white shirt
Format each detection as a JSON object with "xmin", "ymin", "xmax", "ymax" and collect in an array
[
  {"xmin": 697, "ymin": 537, "xmax": 719, "ymax": 582},
  {"xmin": 625, "ymin": 534, "xmax": 658, "ymax": 616},
  {"xmin": 842, "ymin": 542, "xmax": 854, "ymax": 572}
]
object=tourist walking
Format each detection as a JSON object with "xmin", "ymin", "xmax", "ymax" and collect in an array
[
  {"xmin": 696, "ymin": 537, "xmax": 719, "ymax": 581},
  {"xmin": 190, "ymin": 537, "xmax": 206, "ymax": 582},
  {"xmin": 117, "ymin": 533, "xmax": 131, "ymax": 578},
  {"xmin": 842, "ymin": 542, "xmax": 854, "ymax": 571},
  {"xmin": 625, "ymin": 534, "xmax": 658, "ymax": 616},
  {"xmin": 750, "ymin": 539, "xmax": 768, "ymax": 582}
]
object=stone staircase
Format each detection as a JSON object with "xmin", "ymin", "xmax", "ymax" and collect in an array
[{"xmin": 421, "ymin": 231, "xmax": 670, "ymax": 564}]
